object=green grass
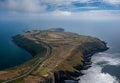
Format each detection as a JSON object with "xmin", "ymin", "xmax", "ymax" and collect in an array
[
  {"xmin": 1, "ymin": 35, "xmax": 49, "ymax": 82},
  {"xmin": 23, "ymin": 49, "xmax": 46, "ymax": 67},
  {"xmin": 5, "ymin": 48, "xmax": 46, "ymax": 71},
  {"xmin": 40, "ymin": 68, "xmax": 48, "ymax": 76},
  {"xmin": 2, "ymin": 51, "xmax": 46, "ymax": 83}
]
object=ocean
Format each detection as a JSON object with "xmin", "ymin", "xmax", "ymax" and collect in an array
[{"xmin": 0, "ymin": 19, "xmax": 120, "ymax": 83}]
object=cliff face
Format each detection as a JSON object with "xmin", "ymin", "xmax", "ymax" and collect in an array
[
  {"xmin": 9, "ymin": 29, "xmax": 108, "ymax": 83},
  {"xmin": 12, "ymin": 35, "xmax": 46, "ymax": 56}
]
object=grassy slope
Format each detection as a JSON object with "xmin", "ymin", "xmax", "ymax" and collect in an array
[
  {"xmin": 0, "ymin": 30, "xmax": 107, "ymax": 83},
  {"xmin": 0, "ymin": 36, "xmax": 46, "ymax": 82}
]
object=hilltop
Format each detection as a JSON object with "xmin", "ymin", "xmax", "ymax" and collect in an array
[
  {"xmin": 47, "ymin": 28, "xmax": 64, "ymax": 32},
  {"xmin": 0, "ymin": 28, "xmax": 108, "ymax": 83}
]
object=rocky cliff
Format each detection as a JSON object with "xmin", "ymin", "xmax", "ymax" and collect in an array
[{"xmin": 1, "ymin": 29, "xmax": 108, "ymax": 83}]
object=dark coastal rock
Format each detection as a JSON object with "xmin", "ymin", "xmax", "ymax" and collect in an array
[
  {"xmin": 74, "ymin": 65, "xmax": 84, "ymax": 71},
  {"xmin": 39, "ymin": 77, "xmax": 53, "ymax": 83},
  {"xmin": 11, "ymin": 29, "xmax": 108, "ymax": 83},
  {"xmin": 53, "ymin": 42, "xmax": 108, "ymax": 82},
  {"xmin": 65, "ymin": 80, "xmax": 78, "ymax": 83},
  {"xmin": 54, "ymin": 71, "xmax": 82, "ymax": 83}
]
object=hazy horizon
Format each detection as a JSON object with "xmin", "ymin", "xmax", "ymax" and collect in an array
[{"xmin": 0, "ymin": 0, "xmax": 120, "ymax": 83}]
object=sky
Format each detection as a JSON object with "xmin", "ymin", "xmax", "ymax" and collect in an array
[{"xmin": 0, "ymin": 0, "xmax": 120, "ymax": 20}]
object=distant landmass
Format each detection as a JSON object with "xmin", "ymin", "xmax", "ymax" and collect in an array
[
  {"xmin": 47, "ymin": 28, "xmax": 65, "ymax": 32},
  {"xmin": 0, "ymin": 28, "xmax": 108, "ymax": 83}
]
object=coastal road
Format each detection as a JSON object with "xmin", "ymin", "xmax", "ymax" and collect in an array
[{"xmin": 2, "ymin": 42, "xmax": 51, "ymax": 83}]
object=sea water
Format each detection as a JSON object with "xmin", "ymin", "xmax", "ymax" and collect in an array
[{"xmin": 0, "ymin": 19, "xmax": 120, "ymax": 83}]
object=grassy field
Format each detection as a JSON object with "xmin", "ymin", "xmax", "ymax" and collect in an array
[{"xmin": 0, "ymin": 29, "xmax": 107, "ymax": 83}]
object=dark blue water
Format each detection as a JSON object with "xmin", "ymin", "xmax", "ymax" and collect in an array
[
  {"xmin": 0, "ymin": 20, "xmax": 33, "ymax": 70},
  {"xmin": 0, "ymin": 19, "xmax": 120, "ymax": 83}
]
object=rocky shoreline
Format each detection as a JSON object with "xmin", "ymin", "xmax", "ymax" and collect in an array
[
  {"xmin": 10, "ymin": 29, "xmax": 108, "ymax": 83},
  {"xmin": 39, "ymin": 52, "xmax": 108, "ymax": 83},
  {"xmin": 39, "ymin": 42, "xmax": 108, "ymax": 83}
]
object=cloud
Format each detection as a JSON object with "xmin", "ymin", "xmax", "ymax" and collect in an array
[
  {"xmin": 79, "ymin": 52, "xmax": 120, "ymax": 83},
  {"xmin": 0, "ymin": 9, "xmax": 120, "ymax": 21},
  {"xmin": 40, "ymin": 0, "xmax": 91, "ymax": 5},
  {"xmin": 1, "ymin": 0, "xmax": 119, "ymax": 13},
  {"xmin": 76, "ymin": 6, "xmax": 99, "ymax": 9},
  {"xmin": 0, "ymin": 0, "xmax": 91, "ymax": 12},
  {"xmin": 40, "ymin": 0, "xmax": 120, "ymax": 7},
  {"xmin": 42, "ymin": 10, "xmax": 120, "ymax": 20},
  {"xmin": 2, "ymin": 10, "xmax": 120, "ymax": 20},
  {"xmin": 51, "ymin": 10, "xmax": 71, "ymax": 16},
  {"xmin": 102, "ymin": 0, "xmax": 120, "ymax": 5},
  {"xmin": 0, "ymin": 0, "xmax": 120, "ymax": 20},
  {"xmin": 0, "ymin": 0, "xmax": 46, "ymax": 12}
]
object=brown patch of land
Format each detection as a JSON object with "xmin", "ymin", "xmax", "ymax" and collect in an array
[{"xmin": 0, "ymin": 29, "xmax": 107, "ymax": 83}]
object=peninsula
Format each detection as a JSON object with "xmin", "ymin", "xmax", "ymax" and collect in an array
[{"xmin": 0, "ymin": 28, "xmax": 108, "ymax": 83}]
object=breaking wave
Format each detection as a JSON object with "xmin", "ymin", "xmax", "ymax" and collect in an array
[{"xmin": 79, "ymin": 52, "xmax": 120, "ymax": 83}]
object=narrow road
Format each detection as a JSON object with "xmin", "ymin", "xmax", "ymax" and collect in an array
[{"xmin": 3, "ymin": 42, "xmax": 51, "ymax": 83}]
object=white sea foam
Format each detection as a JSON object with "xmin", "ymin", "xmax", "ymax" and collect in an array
[
  {"xmin": 79, "ymin": 53, "xmax": 120, "ymax": 83},
  {"xmin": 93, "ymin": 53, "xmax": 120, "ymax": 66}
]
